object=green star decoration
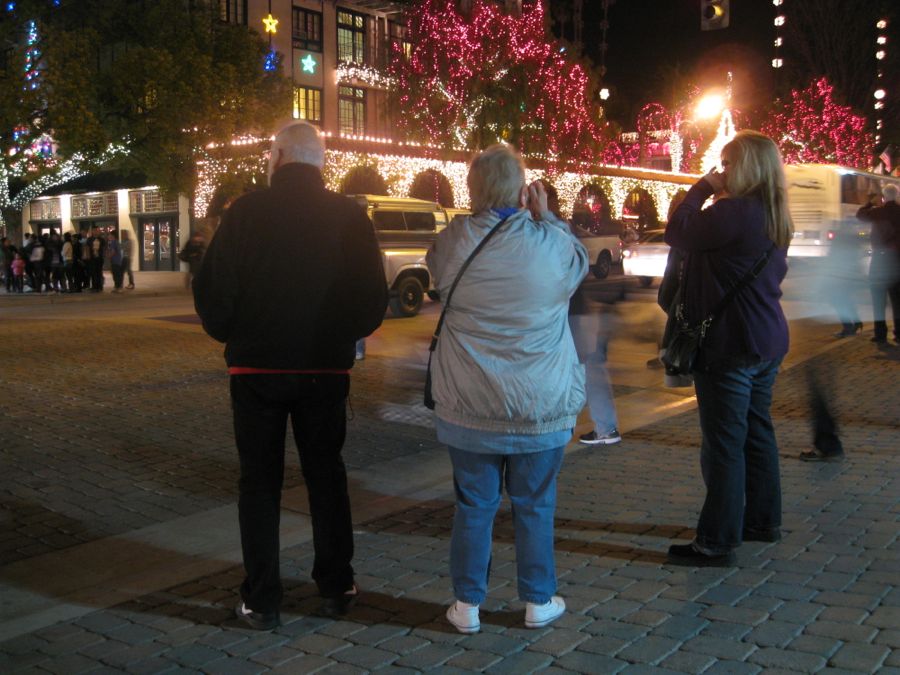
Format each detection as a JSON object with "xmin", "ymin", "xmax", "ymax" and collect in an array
[{"xmin": 301, "ymin": 54, "xmax": 317, "ymax": 74}]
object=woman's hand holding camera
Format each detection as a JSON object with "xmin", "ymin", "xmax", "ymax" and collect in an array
[{"xmin": 521, "ymin": 180, "xmax": 550, "ymax": 221}]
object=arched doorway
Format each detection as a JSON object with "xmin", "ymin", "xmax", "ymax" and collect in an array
[
  {"xmin": 572, "ymin": 182, "xmax": 613, "ymax": 234},
  {"xmin": 409, "ymin": 169, "xmax": 455, "ymax": 207},
  {"xmin": 622, "ymin": 187, "xmax": 660, "ymax": 231},
  {"xmin": 340, "ymin": 166, "xmax": 389, "ymax": 196}
]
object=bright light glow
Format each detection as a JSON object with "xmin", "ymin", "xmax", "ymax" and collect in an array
[
  {"xmin": 774, "ymin": 15, "xmax": 785, "ymax": 26},
  {"xmin": 874, "ymin": 102, "xmax": 884, "ymax": 110},
  {"xmin": 600, "ymin": 88, "xmax": 610, "ymax": 100},
  {"xmin": 877, "ymin": 36, "xmax": 887, "ymax": 45},
  {"xmin": 695, "ymin": 94, "xmax": 725, "ymax": 120},
  {"xmin": 774, "ymin": 37, "xmax": 782, "ymax": 47},
  {"xmin": 876, "ymin": 50, "xmax": 886, "ymax": 60},
  {"xmin": 876, "ymin": 20, "xmax": 887, "ymax": 29},
  {"xmin": 772, "ymin": 58, "xmax": 783, "ymax": 68},
  {"xmin": 874, "ymin": 89, "xmax": 886, "ymax": 100},
  {"xmin": 301, "ymin": 54, "xmax": 317, "ymax": 74},
  {"xmin": 262, "ymin": 13, "xmax": 278, "ymax": 33},
  {"xmin": 772, "ymin": 0, "xmax": 783, "ymax": 5}
]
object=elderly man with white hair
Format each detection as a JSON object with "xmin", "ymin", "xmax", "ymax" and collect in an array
[
  {"xmin": 857, "ymin": 183, "xmax": 900, "ymax": 344},
  {"xmin": 194, "ymin": 121, "xmax": 388, "ymax": 629}
]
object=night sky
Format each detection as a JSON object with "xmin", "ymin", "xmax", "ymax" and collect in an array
[{"xmin": 562, "ymin": 0, "xmax": 779, "ymax": 122}]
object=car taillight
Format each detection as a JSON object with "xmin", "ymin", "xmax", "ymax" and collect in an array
[
  {"xmin": 826, "ymin": 230, "xmax": 835, "ymax": 240},
  {"xmin": 622, "ymin": 250, "xmax": 632, "ymax": 258}
]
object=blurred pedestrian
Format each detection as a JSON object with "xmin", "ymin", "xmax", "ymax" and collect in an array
[
  {"xmin": 426, "ymin": 144, "xmax": 588, "ymax": 633},
  {"xmin": 10, "ymin": 252, "xmax": 25, "ymax": 292},
  {"xmin": 179, "ymin": 232, "xmax": 206, "ymax": 289},
  {"xmin": 106, "ymin": 231, "xmax": 124, "ymax": 292},
  {"xmin": 856, "ymin": 184, "xmax": 900, "ymax": 344},
  {"xmin": 799, "ymin": 357, "xmax": 844, "ymax": 462},
  {"xmin": 87, "ymin": 227, "xmax": 105, "ymax": 292},
  {"xmin": 0, "ymin": 237, "xmax": 14, "ymax": 292},
  {"xmin": 61, "ymin": 233, "xmax": 75, "ymax": 292},
  {"xmin": 664, "ymin": 130, "xmax": 793, "ymax": 567},
  {"xmin": 121, "ymin": 230, "xmax": 135, "ymax": 289},
  {"xmin": 194, "ymin": 121, "xmax": 387, "ymax": 630},
  {"xmin": 822, "ymin": 219, "xmax": 864, "ymax": 337}
]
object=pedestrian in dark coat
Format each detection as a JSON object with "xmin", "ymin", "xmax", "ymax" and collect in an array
[
  {"xmin": 193, "ymin": 121, "xmax": 388, "ymax": 630},
  {"xmin": 857, "ymin": 184, "xmax": 900, "ymax": 344}
]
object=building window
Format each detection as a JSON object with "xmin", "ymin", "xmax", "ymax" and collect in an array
[
  {"xmin": 292, "ymin": 7, "xmax": 323, "ymax": 51},
  {"xmin": 219, "ymin": 0, "xmax": 247, "ymax": 25},
  {"xmin": 337, "ymin": 9, "xmax": 366, "ymax": 64},
  {"xmin": 293, "ymin": 87, "xmax": 322, "ymax": 124},
  {"xmin": 388, "ymin": 20, "xmax": 411, "ymax": 60},
  {"xmin": 339, "ymin": 86, "xmax": 366, "ymax": 135}
]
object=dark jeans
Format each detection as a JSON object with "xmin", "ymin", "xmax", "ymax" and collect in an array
[
  {"xmin": 231, "ymin": 373, "xmax": 354, "ymax": 613},
  {"xmin": 122, "ymin": 256, "xmax": 134, "ymax": 286},
  {"xmin": 693, "ymin": 358, "xmax": 783, "ymax": 554},
  {"xmin": 111, "ymin": 263, "xmax": 124, "ymax": 289},
  {"xmin": 870, "ymin": 251, "xmax": 900, "ymax": 340},
  {"xmin": 90, "ymin": 259, "xmax": 104, "ymax": 290}
]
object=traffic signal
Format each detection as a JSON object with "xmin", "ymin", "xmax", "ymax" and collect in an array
[{"xmin": 700, "ymin": 0, "xmax": 730, "ymax": 30}]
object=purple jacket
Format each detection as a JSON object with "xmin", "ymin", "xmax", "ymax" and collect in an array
[{"xmin": 665, "ymin": 178, "xmax": 789, "ymax": 371}]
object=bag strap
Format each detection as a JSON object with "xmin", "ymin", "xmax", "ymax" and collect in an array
[
  {"xmin": 677, "ymin": 243, "xmax": 777, "ymax": 333},
  {"xmin": 428, "ymin": 214, "xmax": 512, "ymax": 353}
]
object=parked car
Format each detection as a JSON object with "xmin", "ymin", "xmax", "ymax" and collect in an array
[
  {"xmin": 622, "ymin": 228, "xmax": 669, "ymax": 288},
  {"xmin": 572, "ymin": 222, "xmax": 623, "ymax": 279},
  {"xmin": 348, "ymin": 195, "xmax": 467, "ymax": 317}
]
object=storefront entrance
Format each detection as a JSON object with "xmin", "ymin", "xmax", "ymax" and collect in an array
[{"xmin": 139, "ymin": 217, "xmax": 179, "ymax": 271}]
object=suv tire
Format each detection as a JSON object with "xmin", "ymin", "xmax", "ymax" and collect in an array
[
  {"xmin": 390, "ymin": 276, "xmax": 425, "ymax": 317},
  {"xmin": 593, "ymin": 251, "xmax": 612, "ymax": 279}
]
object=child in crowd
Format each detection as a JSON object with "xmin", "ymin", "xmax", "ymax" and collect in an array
[{"xmin": 10, "ymin": 253, "xmax": 25, "ymax": 293}]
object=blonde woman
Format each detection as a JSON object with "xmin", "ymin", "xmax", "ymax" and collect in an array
[
  {"xmin": 664, "ymin": 130, "xmax": 794, "ymax": 567},
  {"xmin": 426, "ymin": 144, "xmax": 588, "ymax": 632}
]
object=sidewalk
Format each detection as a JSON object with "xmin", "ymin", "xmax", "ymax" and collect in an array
[
  {"xmin": 0, "ymin": 271, "xmax": 190, "ymax": 302},
  {"xmin": 0, "ymin": 312, "xmax": 897, "ymax": 673}
]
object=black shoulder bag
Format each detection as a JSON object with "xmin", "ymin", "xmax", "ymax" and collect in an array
[
  {"xmin": 662, "ymin": 244, "xmax": 776, "ymax": 375},
  {"xmin": 424, "ymin": 215, "xmax": 511, "ymax": 410}
]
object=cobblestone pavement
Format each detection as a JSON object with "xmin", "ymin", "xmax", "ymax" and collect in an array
[{"xmin": 0, "ymin": 304, "xmax": 898, "ymax": 673}]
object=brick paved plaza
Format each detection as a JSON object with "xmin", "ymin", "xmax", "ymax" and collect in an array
[{"xmin": 0, "ymin": 284, "xmax": 898, "ymax": 674}]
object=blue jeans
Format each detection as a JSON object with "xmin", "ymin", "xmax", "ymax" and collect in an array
[
  {"xmin": 448, "ymin": 446, "xmax": 564, "ymax": 605},
  {"xmin": 569, "ymin": 314, "xmax": 618, "ymax": 435},
  {"xmin": 692, "ymin": 358, "xmax": 783, "ymax": 554}
]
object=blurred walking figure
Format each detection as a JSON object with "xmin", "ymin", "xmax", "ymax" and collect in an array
[
  {"xmin": 664, "ymin": 130, "xmax": 793, "ymax": 567},
  {"xmin": 856, "ymin": 184, "xmax": 900, "ymax": 344},
  {"xmin": 194, "ymin": 121, "xmax": 387, "ymax": 631},
  {"xmin": 799, "ymin": 358, "xmax": 844, "ymax": 462},
  {"xmin": 179, "ymin": 232, "xmax": 207, "ymax": 289},
  {"xmin": 823, "ymin": 219, "xmax": 864, "ymax": 337},
  {"xmin": 426, "ymin": 144, "xmax": 587, "ymax": 633},
  {"xmin": 121, "ymin": 230, "xmax": 135, "ymax": 289}
]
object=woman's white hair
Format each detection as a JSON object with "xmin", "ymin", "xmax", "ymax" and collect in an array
[
  {"xmin": 268, "ymin": 121, "xmax": 325, "ymax": 179},
  {"xmin": 467, "ymin": 144, "xmax": 525, "ymax": 213},
  {"xmin": 883, "ymin": 184, "xmax": 899, "ymax": 203}
]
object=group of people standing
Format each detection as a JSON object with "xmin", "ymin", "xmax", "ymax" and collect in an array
[
  {"xmin": 0, "ymin": 228, "xmax": 135, "ymax": 294},
  {"xmin": 193, "ymin": 121, "xmax": 795, "ymax": 635}
]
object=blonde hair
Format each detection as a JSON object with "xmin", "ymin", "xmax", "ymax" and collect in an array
[
  {"xmin": 467, "ymin": 144, "xmax": 525, "ymax": 214},
  {"xmin": 722, "ymin": 130, "xmax": 794, "ymax": 248}
]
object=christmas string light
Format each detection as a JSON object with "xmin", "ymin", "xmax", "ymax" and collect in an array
[
  {"xmin": 761, "ymin": 78, "xmax": 873, "ymax": 169},
  {"xmin": 194, "ymin": 142, "xmax": 697, "ymax": 223}
]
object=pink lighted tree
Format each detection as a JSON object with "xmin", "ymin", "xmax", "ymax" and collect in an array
[
  {"xmin": 389, "ymin": 0, "xmax": 608, "ymax": 163},
  {"xmin": 761, "ymin": 78, "xmax": 874, "ymax": 169}
]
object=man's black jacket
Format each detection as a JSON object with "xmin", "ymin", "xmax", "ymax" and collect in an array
[{"xmin": 193, "ymin": 162, "xmax": 388, "ymax": 369}]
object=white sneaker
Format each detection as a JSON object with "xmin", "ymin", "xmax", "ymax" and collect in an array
[
  {"xmin": 446, "ymin": 600, "xmax": 480, "ymax": 634},
  {"xmin": 525, "ymin": 596, "xmax": 566, "ymax": 628}
]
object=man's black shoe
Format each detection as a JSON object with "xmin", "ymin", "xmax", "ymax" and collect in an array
[
  {"xmin": 871, "ymin": 335, "xmax": 887, "ymax": 344},
  {"xmin": 799, "ymin": 449, "xmax": 844, "ymax": 463},
  {"xmin": 743, "ymin": 527, "xmax": 781, "ymax": 543},
  {"xmin": 666, "ymin": 543, "xmax": 736, "ymax": 567},
  {"xmin": 234, "ymin": 602, "xmax": 280, "ymax": 631},
  {"xmin": 318, "ymin": 585, "xmax": 359, "ymax": 618}
]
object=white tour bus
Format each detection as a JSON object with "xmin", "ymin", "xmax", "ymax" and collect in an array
[{"xmin": 785, "ymin": 164, "xmax": 900, "ymax": 258}]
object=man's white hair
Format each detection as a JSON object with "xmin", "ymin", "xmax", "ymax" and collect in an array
[
  {"xmin": 268, "ymin": 121, "xmax": 325, "ymax": 178},
  {"xmin": 883, "ymin": 184, "xmax": 899, "ymax": 203}
]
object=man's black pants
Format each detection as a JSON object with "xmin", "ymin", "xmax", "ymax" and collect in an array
[{"xmin": 230, "ymin": 373, "xmax": 354, "ymax": 614}]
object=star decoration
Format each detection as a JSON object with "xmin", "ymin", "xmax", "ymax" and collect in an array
[
  {"xmin": 262, "ymin": 13, "xmax": 278, "ymax": 33},
  {"xmin": 301, "ymin": 53, "xmax": 317, "ymax": 74}
]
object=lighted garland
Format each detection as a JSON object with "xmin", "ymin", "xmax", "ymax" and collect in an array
[
  {"xmin": 336, "ymin": 63, "xmax": 393, "ymax": 89},
  {"xmin": 195, "ymin": 144, "xmax": 697, "ymax": 223}
]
